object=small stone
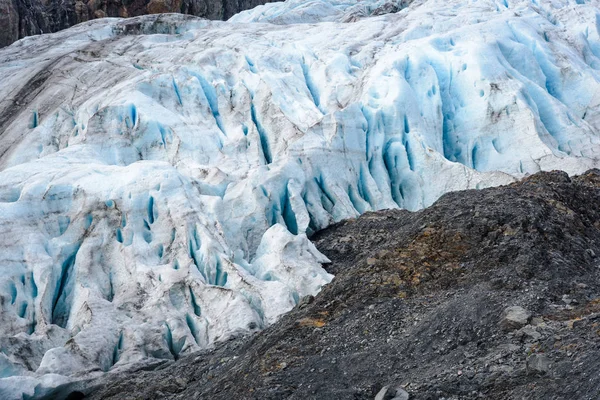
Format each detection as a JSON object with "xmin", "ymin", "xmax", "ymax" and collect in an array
[
  {"xmin": 375, "ymin": 385, "xmax": 410, "ymax": 400},
  {"xmin": 517, "ymin": 325, "xmax": 542, "ymax": 341},
  {"xmin": 586, "ymin": 249, "xmax": 596, "ymax": 258},
  {"xmin": 500, "ymin": 306, "xmax": 531, "ymax": 331},
  {"xmin": 572, "ymin": 318, "xmax": 585, "ymax": 329},
  {"xmin": 298, "ymin": 295, "xmax": 315, "ymax": 309},
  {"xmin": 527, "ymin": 354, "xmax": 551, "ymax": 374},
  {"xmin": 531, "ymin": 317, "xmax": 544, "ymax": 326}
]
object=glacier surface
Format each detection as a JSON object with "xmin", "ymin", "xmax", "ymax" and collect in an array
[{"xmin": 0, "ymin": 0, "xmax": 600, "ymax": 397}]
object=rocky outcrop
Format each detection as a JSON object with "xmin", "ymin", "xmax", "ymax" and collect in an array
[
  {"xmin": 0, "ymin": 0, "xmax": 19, "ymax": 48},
  {"xmin": 53, "ymin": 170, "xmax": 600, "ymax": 399},
  {"xmin": 0, "ymin": 0, "xmax": 275, "ymax": 47}
]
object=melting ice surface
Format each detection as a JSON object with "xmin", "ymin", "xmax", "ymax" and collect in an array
[{"xmin": 1, "ymin": 0, "xmax": 600, "ymax": 397}]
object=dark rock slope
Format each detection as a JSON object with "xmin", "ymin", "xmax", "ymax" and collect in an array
[
  {"xmin": 62, "ymin": 170, "xmax": 600, "ymax": 399},
  {"xmin": 0, "ymin": 0, "xmax": 274, "ymax": 48}
]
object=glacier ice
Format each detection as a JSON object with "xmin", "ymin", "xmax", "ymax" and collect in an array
[{"xmin": 0, "ymin": 0, "xmax": 600, "ymax": 397}]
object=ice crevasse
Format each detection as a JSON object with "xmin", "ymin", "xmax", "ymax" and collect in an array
[{"xmin": 0, "ymin": 0, "xmax": 600, "ymax": 397}]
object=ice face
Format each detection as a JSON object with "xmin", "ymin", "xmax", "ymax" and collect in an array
[
  {"xmin": 229, "ymin": 0, "xmax": 415, "ymax": 23},
  {"xmin": 1, "ymin": 0, "xmax": 600, "ymax": 397}
]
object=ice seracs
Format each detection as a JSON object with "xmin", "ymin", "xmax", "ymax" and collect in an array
[{"xmin": 0, "ymin": 0, "xmax": 599, "ymax": 397}]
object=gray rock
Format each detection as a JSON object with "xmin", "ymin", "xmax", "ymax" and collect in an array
[
  {"xmin": 530, "ymin": 317, "xmax": 545, "ymax": 326},
  {"xmin": 517, "ymin": 325, "xmax": 542, "ymax": 341},
  {"xmin": 527, "ymin": 354, "xmax": 551, "ymax": 374},
  {"xmin": 375, "ymin": 385, "xmax": 410, "ymax": 400},
  {"xmin": 586, "ymin": 248, "xmax": 596, "ymax": 258},
  {"xmin": 501, "ymin": 306, "xmax": 531, "ymax": 331},
  {"xmin": 298, "ymin": 295, "xmax": 315, "ymax": 309}
]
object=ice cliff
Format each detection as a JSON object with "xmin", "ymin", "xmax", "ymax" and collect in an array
[{"xmin": 0, "ymin": 0, "xmax": 599, "ymax": 397}]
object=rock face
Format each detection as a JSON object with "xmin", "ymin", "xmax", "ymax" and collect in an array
[
  {"xmin": 57, "ymin": 170, "xmax": 600, "ymax": 400},
  {"xmin": 0, "ymin": 0, "xmax": 19, "ymax": 48},
  {"xmin": 0, "ymin": 0, "xmax": 275, "ymax": 48}
]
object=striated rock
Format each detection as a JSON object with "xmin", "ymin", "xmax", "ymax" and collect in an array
[{"xmin": 0, "ymin": 0, "xmax": 19, "ymax": 48}]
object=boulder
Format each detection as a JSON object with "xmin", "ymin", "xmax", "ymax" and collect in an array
[
  {"xmin": 375, "ymin": 385, "xmax": 410, "ymax": 400},
  {"xmin": 501, "ymin": 306, "xmax": 531, "ymax": 331}
]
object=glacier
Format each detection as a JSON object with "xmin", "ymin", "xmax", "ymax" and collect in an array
[{"xmin": 0, "ymin": 0, "xmax": 600, "ymax": 397}]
